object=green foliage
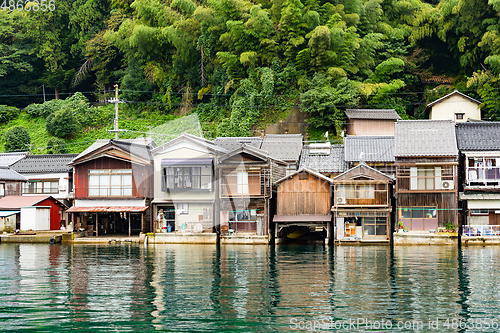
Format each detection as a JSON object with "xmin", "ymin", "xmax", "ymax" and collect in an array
[
  {"xmin": 45, "ymin": 137, "xmax": 68, "ymax": 154},
  {"xmin": 46, "ymin": 106, "xmax": 82, "ymax": 138},
  {"xmin": 4, "ymin": 126, "xmax": 30, "ymax": 152},
  {"xmin": 0, "ymin": 105, "xmax": 18, "ymax": 124}
]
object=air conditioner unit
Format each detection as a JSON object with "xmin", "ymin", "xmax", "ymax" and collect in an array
[
  {"xmin": 58, "ymin": 184, "xmax": 67, "ymax": 191},
  {"xmin": 441, "ymin": 180, "xmax": 454, "ymax": 190},
  {"xmin": 336, "ymin": 197, "xmax": 346, "ymax": 205}
]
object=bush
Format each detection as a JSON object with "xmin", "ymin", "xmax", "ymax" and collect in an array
[
  {"xmin": 45, "ymin": 137, "xmax": 68, "ymax": 154},
  {"xmin": 4, "ymin": 126, "xmax": 30, "ymax": 152},
  {"xmin": 25, "ymin": 99, "xmax": 64, "ymax": 118},
  {"xmin": 0, "ymin": 105, "xmax": 18, "ymax": 123},
  {"xmin": 46, "ymin": 107, "xmax": 81, "ymax": 138}
]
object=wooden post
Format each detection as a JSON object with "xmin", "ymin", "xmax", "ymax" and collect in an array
[
  {"xmin": 96, "ymin": 213, "xmax": 99, "ymax": 237},
  {"xmin": 141, "ymin": 213, "xmax": 144, "ymax": 234},
  {"xmin": 128, "ymin": 212, "xmax": 131, "ymax": 237}
]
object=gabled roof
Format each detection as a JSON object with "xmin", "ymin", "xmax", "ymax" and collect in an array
[
  {"xmin": 344, "ymin": 136, "xmax": 394, "ymax": 163},
  {"xmin": 151, "ymin": 133, "xmax": 228, "ymax": 155},
  {"xmin": 0, "ymin": 167, "xmax": 27, "ymax": 181},
  {"xmin": 0, "ymin": 195, "xmax": 67, "ymax": 210},
  {"xmin": 11, "ymin": 154, "xmax": 78, "ymax": 174},
  {"xmin": 426, "ymin": 90, "xmax": 481, "ymax": 110},
  {"xmin": 299, "ymin": 144, "xmax": 347, "ymax": 173},
  {"xmin": 394, "ymin": 120, "xmax": 458, "ymax": 157},
  {"xmin": 274, "ymin": 167, "xmax": 333, "ymax": 185},
  {"xmin": 69, "ymin": 138, "xmax": 155, "ymax": 166},
  {"xmin": 333, "ymin": 162, "xmax": 393, "ymax": 182},
  {"xmin": 219, "ymin": 144, "xmax": 287, "ymax": 165},
  {"xmin": 214, "ymin": 137, "xmax": 263, "ymax": 151},
  {"xmin": 345, "ymin": 109, "xmax": 401, "ymax": 120},
  {"xmin": 0, "ymin": 151, "xmax": 29, "ymax": 167},
  {"xmin": 260, "ymin": 134, "xmax": 303, "ymax": 162},
  {"xmin": 455, "ymin": 122, "xmax": 500, "ymax": 151}
]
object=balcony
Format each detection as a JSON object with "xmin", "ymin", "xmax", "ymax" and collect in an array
[
  {"xmin": 466, "ymin": 167, "xmax": 500, "ymax": 187},
  {"xmin": 220, "ymin": 170, "xmax": 270, "ymax": 198}
]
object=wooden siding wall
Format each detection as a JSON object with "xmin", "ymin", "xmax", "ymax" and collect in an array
[
  {"xmin": 74, "ymin": 157, "xmax": 153, "ymax": 198},
  {"xmin": 1, "ymin": 181, "xmax": 23, "ymax": 196},
  {"xmin": 397, "ymin": 192, "xmax": 456, "ymax": 227},
  {"xmin": 277, "ymin": 174, "xmax": 331, "ymax": 215}
]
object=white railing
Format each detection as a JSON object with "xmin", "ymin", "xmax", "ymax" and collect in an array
[
  {"xmin": 467, "ymin": 167, "xmax": 500, "ymax": 185},
  {"xmin": 463, "ymin": 225, "xmax": 500, "ymax": 236}
]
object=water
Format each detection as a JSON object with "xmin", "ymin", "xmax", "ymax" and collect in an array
[{"xmin": 1, "ymin": 244, "xmax": 500, "ymax": 332}]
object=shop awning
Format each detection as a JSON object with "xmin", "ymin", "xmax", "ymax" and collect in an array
[
  {"xmin": 161, "ymin": 158, "xmax": 213, "ymax": 166},
  {"xmin": 66, "ymin": 206, "xmax": 149, "ymax": 213},
  {"xmin": 273, "ymin": 215, "xmax": 331, "ymax": 222}
]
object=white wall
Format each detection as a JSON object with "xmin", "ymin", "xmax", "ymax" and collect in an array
[
  {"xmin": 468, "ymin": 200, "xmax": 500, "ymax": 209},
  {"xmin": 22, "ymin": 172, "xmax": 70, "ymax": 200},
  {"xmin": 20, "ymin": 207, "xmax": 50, "ymax": 231},
  {"xmin": 430, "ymin": 95, "xmax": 481, "ymax": 122}
]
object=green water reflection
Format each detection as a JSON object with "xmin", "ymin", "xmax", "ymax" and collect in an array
[{"xmin": 1, "ymin": 244, "xmax": 500, "ymax": 332}]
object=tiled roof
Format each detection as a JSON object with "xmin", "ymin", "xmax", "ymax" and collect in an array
[
  {"xmin": 345, "ymin": 109, "xmax": 401, "ymax": 120},
  {"xmin": 299, "ymin": 144, "xmax": 347, "ymax": 173},
  {"xmin": 456, "ymin": 122, "xmax": 500, "ymax": 151},
  {"xmin": 11, "ymin": 154, "xmax": 78, "ymax": 173},
  {"xmin": 275, "ymin": 167, "xmax": 333, "ymax": 185},
  {"xmin": 71, "ymin": 138, "xmax": 155, "ymax": 165},
  {"xmin": 394, "ymin": 120, "xmax": 458, "ymax": 157},
  {"xmin": 214, "ymin": 137, "xmax": 263, "ymax": 151},
  {"xmin": 0, "ymin": 151, "xmax": 29, "ymax": 167},
  {"xmin": 151, "ymin": 133, "xmax": 228, "ymax": 155},
  {"xmin": 427, "ymin": 90, "xmax": 481, "ymax": 108},
  {"xmin": 260, "ymin": 134, "xmax": 303, "ymax": 162},
  {"xmin": 344, "ymin": 136, "xmax": 395, "ymax": 163},
  {"xmin": 0, "ymin": 167, "xmax": 27, "ymax": 181}
]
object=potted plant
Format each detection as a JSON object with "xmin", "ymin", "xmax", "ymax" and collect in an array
[{"xmin": 398, "ymin": 221, "xmax": 403, "ymax": 229}]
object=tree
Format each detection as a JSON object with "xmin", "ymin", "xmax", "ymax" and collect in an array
[
  {"xmin": 45, "ymin": 137, "xmax": 68, "ymax": 154},
  {"xmin": 4, "ymin": 126, "xmax": 30, "ymax": 152},
  {"xmin": 46, "ymin": 107, "xmax": 81, "ymax": 138}
]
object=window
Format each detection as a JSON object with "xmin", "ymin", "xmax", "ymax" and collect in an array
[
  {"xmin": 407, "ymin": 166, "xmax": 453, "ymax": 191},
  {"xmin": 364, "ymin": 217, "xmax": 387, "ymax": 236},
  {"xmin": 162, "ymin": 166, "xmax": 212, "ymax": 191},
  {"xmin": 23, "ymin": 180, "xmax": 59, "ymax": 194},
  {"xmin": 175, "ymin": 203, "xmax": 189, "ymax": 215},
  {"xmin": 471, "ymin": 209, "xmax": 489, "ymax": 215},
  {"xmin": 0, "ymin": 183, "xmax": 4, "ymax": 196},
  {"xmin": 337, "ymin": 185, "xmax": 375, "ymax": 199},
  {"xmin": 88, "ymin": 169, "xmax": 132, "ymax": 197},
  {"xmin": 455, "ymin": 113, "xmax": 464, "ymax": 120},
  {"xmin": 203, "ymin": 207, "xmax": 212, "ymax": 220},
  {"xmin": 399, "ymin": 207, "xmax": 437, "ymax": 219},
  {"xmin": 237, "ymin": 171, "xmax": 249, "ymax": 194}
]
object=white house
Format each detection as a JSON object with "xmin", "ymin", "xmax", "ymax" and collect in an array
[{"xmin": 426, "ymin": 90, "xmax": 481, "ymax": 122}]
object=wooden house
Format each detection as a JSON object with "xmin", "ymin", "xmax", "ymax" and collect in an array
[
  {"xmin": 344, "ymin": 135, "xmax": 396, "ymax": 178},
  {"xmin": 345, "ymin": 109, "xmax": 401, "ymax": 136},
  {"xmin": 151, "ymin": 133, "xmax": 228, "ymax": 234},
  {"xmin": 217, "ymin": 144, "xmax": 287, "ymax": 238},
  {"xmin": 332, "ymin": 163, "xmax": 393, "ymax": 241},
  {"xmin": 273, "ymin": 168, "xmax": 333, "ymax": 243},
  {"xmin": 66, "ymin": 139, "xmax": 155, "ymax": 236},
  {"xmin": 426, "ymin": 90, "xmax": 481, "ymax": 122},
  {"xmin": 0, "ymin": 167, "xmax": 27, "ymax": 197},
  {"xmin": 395, "ymin": 120, "xmax": 459, "ymax": 231},
  {"xmin": 456, "ymin": 122, "xmax": 500, "ymax": 234}
]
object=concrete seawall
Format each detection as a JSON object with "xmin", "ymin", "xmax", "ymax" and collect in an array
[{"xmin": 1, "ymin": 234, "xmax": 62, "ymax": 244}]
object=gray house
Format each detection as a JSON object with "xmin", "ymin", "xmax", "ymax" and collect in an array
[
  {"xmin": 456, "ymin": 122, "xmax": 500, "ymax": 233},
  {"xmin": 344, "ymin": 135, "xmax": 395, "ymax": 178}
]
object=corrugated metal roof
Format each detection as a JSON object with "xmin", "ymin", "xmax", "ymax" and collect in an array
[
  {"xmin": 66, "ymin": 206, "xmax": 149, "ymax": 213},
  {"xmin": 455, "ymin": 122, "xmax": 500, "ymax": 151},
  {"xmin": 460, "ymin": 193, "xmax": 500, "ymax": 200},
  {"xmin": 299, "ymin": 144, "xmax": 347, "ymax": 173},
  {"xmin": 260, "ymin": 134, "xmax": 303, "ymax": 162},
  {"xmin": 345, "ymin": 109, "xmax": 401, "ymax": 120},
  {"xmin": 151, "ymin": 133, "xmax": 228, "ymax": 155},
  {"xmin": 394, "ymin": 120, "xmax": 458, "ymax": 157},
  {"xmin": 0, "ymin": 152, "xmax": 29, "ymax": 167},
  {"xmin": 0, "ymin": 167, "xmax": 27, "ymax": 181},
  {"xmin": 214, "ymin": 137, "xmax": 263, "ymax": 151},
  {"xmin": 11, "ymin": 154, "xmax": 78, "ymax": 173},
  {"xmin": 344, "ymin": 136, "xmax": 395, "ymax": 162},
  {"xmin": 0, "ymin": 211, "xmax": 19, "ymax": 217}
]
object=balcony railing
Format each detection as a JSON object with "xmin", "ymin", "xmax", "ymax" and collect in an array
[
  {"xmin": 23, "ymin": 188, "xmax": 59, "ymax": 194},
  {"xmin": 467, "ymin": 167, "xmax": 500, "ymax": 186},
  {"xmin": 463, "ymin": 225, "xmax": 500, "ymax": 236}
]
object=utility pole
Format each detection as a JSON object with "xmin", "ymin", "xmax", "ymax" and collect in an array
[
  {"xmin": 42, "ymin": 84, "xmax": 46, "ymax": 103},
  {"xmin": 108, "ymin": 84, "xmax": 126, "ymax": 139}
]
